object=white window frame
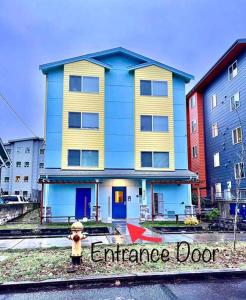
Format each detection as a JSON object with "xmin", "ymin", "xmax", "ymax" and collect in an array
[
  {"xmin": 192, "ymin": 146, "xmax": 198, "ymax": 158},
  {"xmin": 214, "ymin": 152, "xmax": 220, "ymax": 167},
  {"xmin": 211, "ymin": 94, "xmax": 217, "ymax": 109},
  {"xmin": 230, "ymin": 91, "xmax": 240, "ymax": 111},
  {"xmin": 215, "ymin": 183, "xmax": 222, "ymax": 198},
  {"xmin": 190, "ymin": 95, "xmax": 196, "ymax": 108},
  {"xmin": 232, "ymin": 127, "xmax": 242, "ymax": 145},
  {"xmin": 228, "ymin": 60, "xmax": 238, "ymax": 80},
  {"xmin": 191, "ymin": 120, "xmax": 197, "ymax": 133},
  {"xmin": 234, "ymin": 162, "xmax": 245, "ymax": 179},
  {"xmin": 212, "ymin": 123, "xmax": 219, "ymax": 138}
]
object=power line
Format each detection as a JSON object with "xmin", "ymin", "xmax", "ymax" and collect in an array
[{"xmin": 0, "ymin": 90, "xmax": 37, "ymax": 137}]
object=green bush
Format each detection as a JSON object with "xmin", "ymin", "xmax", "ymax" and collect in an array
[{"xmin": 206, "ymin": 208, "xmax": 220, "ymax": 222}]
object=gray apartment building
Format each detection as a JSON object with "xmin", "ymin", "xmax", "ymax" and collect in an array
[{"xmin": 0, "ymin": 137, "xmax": 44, "ymax": 201}]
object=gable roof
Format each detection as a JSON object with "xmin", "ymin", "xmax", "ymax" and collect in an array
[
  {"xmin": 187, "ymin": 39, "xmax": 246, "ymax": 98},
  {"xmin": 40, "ymin": 47, "xmax": 194, "ymax": 82}
]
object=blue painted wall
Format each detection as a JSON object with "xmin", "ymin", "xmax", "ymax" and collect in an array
[
  {"xmin": 97, "ymin": 54, "xmax": 142, "ymax": 169},
  {"xmin": 45, "ymin": 67, "xmax": 63, "ymax": 168},
  {"xmin": 173, "ymin": 75, "xmax": 188, "ymax": 169},
  {"xmin": 203, "ymin": 50, "xmax": 246, "ymax": 194}
]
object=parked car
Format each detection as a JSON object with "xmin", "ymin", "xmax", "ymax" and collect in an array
[{"xmin": 0, "ymin": 195, "xmax": 28, "ymax": 204}]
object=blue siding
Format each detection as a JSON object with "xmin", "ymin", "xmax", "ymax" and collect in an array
[
  {"xmin": 173, "ymin": 75, "xmax": 188, "ymax": 169},
  {"xmin": 97, "ymin": 54, "xmax": 142, "ymax": 169},
  {"xmin": 45, "ymin": 67, "xmax": 63, "ymax": 168},
  {"xmin": 203, "ymin": 51, "xmax": 246, "ymax": 193}
]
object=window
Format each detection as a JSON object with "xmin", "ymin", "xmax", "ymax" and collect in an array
[
  {"xmin": 40, "ymin": 149, "xmax": 45, "ymax": 155},
  {"xmin": 68, "ymin": 112, "xmax": 81, "ymax": 128},
  {"xmin": 15, "ymin": 191, "xmax": 20, "ymax": 195},
  {"xmin": 25, "ymin": 147, "xmax": 30, "ymax": 154},
  {"xmin": 69, "ymin": 76, "xmax": 99, "ymax": 93},
  {"xmin": 192, "ymin": 146, "xmax": 198, "ymax": 158},
  {"xmin": 214, "ymin": 152, "xmax": 220, "ymax": 167},
  {"xmin": 191, "ymin": 120, "xmax": 197, "ymax": 133},
  {"xmin": 6, "ymin": 149, "xmax": 11, "ymax": 155},
  {"xmin": 68, "ymin": 112, "xmax": 99, "ymax": 129},
  {"xmin": 81, "ymin": 150, "xmax": 99, "ymax": 167},
  {"xmin": 140, "ymin": 115, "xmax": 168, "ymax": 132},
  {"xmin": 23, "ymin": 191, "xmax": 28, "ymax": 197},
  {"xmin": 114, "ymin": 191, "xmax": 124, "ymax": 203},
  {"xmin": 82, "ymin": 113, "xmax": 99, "ymax": 129},
  {"xmin": 234, "ymin": 162, "xmax": 245, "ymax": 179},
  {"xmin": 140, "ymin": 80, "xmax": 168, "ymax": 96},
  {"xmin": 68, "ymin": 150, "xmax": 99, "ymax": 167},
  {"xmin": 230, "ymin": 92, "xmax": 240, "ymax": 110},
  {"xmin": 68, "ymin": 150, "xmax": 80, "ymax": 166},
  {"xmin": 16, "ymin": 161, "xmax": 21, "ymax": 168},
  {"xmin": 141, "ymin": 152, "xmax": 169, "ymax": 168},
  {"xmin": 4, "ymin": 177, "xmax": 9, "ymax": 183},
  {"xmin": 215, "ymin": 183, "xmax": 222, "ymax": 198},
  {"xmin": 15, "ymin": 176, "xmax": 20, "ymax": 183},
  {"xmin": 24, "ymin": 176, "xmax": 29, "ymax": 183},
  {"xmin": 24, "ymin": 161, "xmax": 30, "ymax": 168},
  {"xmin": 39, "ymin": 163, "xmax": 44, "ymax": 168},
  {"xmin": 212, "ymin": 123, "xmax": 218, "ymax": 137},
  {"xmin": 232, "ymin": 127, "xmax": 242, "ymax": 144},
  {"xmin": 211, "ymin": 94, "xmax": 217, "ymax": 109},
  {"xmin": 190, "ymin": 95, "xmax": 196, "ymax": 108},
  {"xmin": 16, "ymin": 147, "xmax": 21, "ymax": 153},
  {"xmin": 228, "ymin": 61, "xmax": 238, "ymax": 80}
]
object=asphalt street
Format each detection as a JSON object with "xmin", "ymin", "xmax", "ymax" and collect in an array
[{"xmin": 0, "ymin": 278, "xmax": 245, "ymax": 300}]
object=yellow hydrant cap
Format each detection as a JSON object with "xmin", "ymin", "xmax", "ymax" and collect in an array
[{"xmin": 71, "ymin": 221, "xmax": 84, "ymax": 230}]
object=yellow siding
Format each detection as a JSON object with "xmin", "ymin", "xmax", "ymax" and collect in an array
[
  {"xmin": 134, "ymin": 65, "xmax": 175, "ymax": 171},
  {"xmin": 62, "ymin": 60, "xmax": 105, "ymax": 170}
]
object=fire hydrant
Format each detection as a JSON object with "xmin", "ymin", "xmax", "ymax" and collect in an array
[{"xmin": 68, "ymin": 221, "xmax": 87, "ymax": 265}]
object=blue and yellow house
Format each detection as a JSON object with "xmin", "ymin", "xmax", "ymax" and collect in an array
[{"xmin": 39, "ymin": 47, "xmax": 197, "ymax": 222}]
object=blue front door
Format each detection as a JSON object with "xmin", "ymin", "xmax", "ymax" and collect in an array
[
  {"xmin": 76, "ymin": 188, "xmax": 91, "ymax": 219},
  {"xmin": 112, "ymin": 186, "xmax": 127, "ymax": 219}
]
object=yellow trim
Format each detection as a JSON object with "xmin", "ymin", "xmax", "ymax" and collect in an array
[
  {"xmin": 134, "ymin": 65, "xmax": 175, "ymax": 171},
  {"xmin": 62, "ymin": 60, "xmax": 105, "ymax": 170}
]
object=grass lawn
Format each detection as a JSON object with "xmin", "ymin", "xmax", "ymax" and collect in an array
[
  {"xmin": 0, "ymin": 209, "xmax": 112, "ymax": 230},
  {"xmin": 0, "ymin": 242, "xmax": 245, "ymax": 283},
  {"xmin": 142, "ymin": 221, "xmax": 200, "ymax": 228}
]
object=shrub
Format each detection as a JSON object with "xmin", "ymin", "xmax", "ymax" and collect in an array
[
  {"xmin": 206, "ymin": 208, "xmax": 220, "ymax": 222},
  {"xmin": 184, "ymin": 216, "xmax": 199, "ymax": 226}
]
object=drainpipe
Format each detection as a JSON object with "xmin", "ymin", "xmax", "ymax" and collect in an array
[
  {"xmin": 95, "ymin": 181, "xmax": 99, "ymax": 222},
  {"xmin": 151, "ymin": 183, "xmax": 154, "ymax": 221},
  {"xmin": 40, "ymin": 182, "xmax": 44, "ymax": 224}
]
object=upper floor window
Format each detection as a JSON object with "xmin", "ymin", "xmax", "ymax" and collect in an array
[
  {"xmin": 234, "ymin": 162, "xmax": 245, "ymax": 179},
  {"xmin": 68, "ymin": 112, "xmax": 99, "ymax": 129},
  {"xmin": 40, "ymin": 149, "xmax": 45, "ymax": 155},
  {"xmin": 228, "ymin": 61, "xmax": 238, "ymax": 80},
  {"xmin": 16, "ymin": 161, "xmax": 21, "ymax": 168},
  {"xmin": 24, "ymin": 161, "xmax": 30, "ymax": 168},
  {"xmin": 232, "ymin": 127, "xmax": 242, "ymax": 144},
  {"xmin": 6, "ymin": 149, "xmax": 11, "ymax": 155},
  {"xmin": 25, "ymin": 147, "xmax": 30, "ymax": 154},
  {"xmin": 190, "ymin": 95, "xmax": 196, "ymax": 108},
  {"xmin": 68, "ymin": 150, "xmax": 99, "ymax": 167},
  {"xmin": 39, "ymin": 163, "xmax": 44, "ymax": 169},
  {"xmin": 15, "ymin": 176, "xmax": 20, "ymax": 183},
  {"xmin": 4, "ymin": 177, "xmax": 9, "ymax": 183},
  {"xmin": 191, "ymin": 120, "xmax": 197, "ymax": 133},
  {"xmin": 24, "ymin": 176, "xmax": 29, "ymax": 183},
  {"xmin": 141, "ymin": 151, "xmax": 169, "ymax": 168},
  {"xmin": 140, "ymin": 115, "xmax": 168, "ymax": 132},
  {"xmin": 16, "ymin": 147, "xmax": 22, "ymax": 153},
  {"xmin": 211, "ymin": 94, "xmax": 217, "ymax": 109},
  {"xmin": 230, "ymin": 92, "xmax": 240, "ymax": 111},
  {"xmin": 212, "ymin": 123, "xmax": 219, "ymax": 138},
  {"xmin": 192, "ymin": 146, "xmax": 198, "ymax": 158},
  {"xmin": 140, "ymin": 80, "xmax": 168, "ymax": 97},
  {"xmin": 69, "ymin": 76, "xmax": 99, "ymax": 93},
  {"xmin": 214, "ymin": 152, "xmax": 220, "ymax": 167}
]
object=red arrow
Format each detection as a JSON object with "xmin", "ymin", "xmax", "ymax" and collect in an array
[{"xmin": 127, "ymin": 223, "xmax": 162, "ymax": 243}]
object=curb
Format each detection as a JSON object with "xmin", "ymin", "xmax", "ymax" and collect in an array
[{"xmin": 0, "ymin": 268, "xmax": 246, "ymax": 292}]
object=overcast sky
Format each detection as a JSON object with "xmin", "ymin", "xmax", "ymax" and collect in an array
[{"xmin": 0, "ymin": 0, "xmax": 246, "ymax": 142}]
